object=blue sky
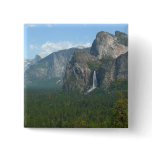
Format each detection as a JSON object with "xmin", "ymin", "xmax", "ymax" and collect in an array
[{"xmin": 24, "ymin": 24, "xmax": 128, "ymax": 59}]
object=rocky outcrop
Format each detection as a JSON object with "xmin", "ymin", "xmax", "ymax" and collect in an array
[
  {"xmin": 97, "ymin": 57, "xmax": 116, "ymax": 89},
  {"xmin": 115, "ymin": 31, "xmax": 128, "ymax": 46},
  {"xmin": 115, "ymin": 52, "xmax": 128, "ymax": 80},
  {"xmin": 90, "ymin": 31, "xmax": 128, "ymax": 59},
  {"xmin": 63, "ymin": 51, "xmax": 99, "ymax": 92},
  {"xmin": 63, "ymin": 51, "xmax": 128, "ymax": 92},
  {"xmin": 98, "ymin": 52, "xmax": 128, "ymax": 89}
]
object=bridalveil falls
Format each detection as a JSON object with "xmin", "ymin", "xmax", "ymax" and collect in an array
[{"xmin": 87, "ymin": 71, "xmax": 97, "ymax": 93}]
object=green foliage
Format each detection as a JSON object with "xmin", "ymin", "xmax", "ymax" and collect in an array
[
  {"xmin": 24, "ymin": 79, "xmax": 128, "ymax": 128},
  {"xmin": 25, "ymin": 89, "xmax": 115, "ymax": 128},
  {"xmin": 67, "ymin": 73, "xmax": 76, "ymax": 82},
  {"xmin": 108, "ymin": 78, "xmax": 128, "ymax": 99},
  {"xmin": 87, "ymin": 61, "xmax": 101, "ymax": 71},
  {"xmin": 109, "ymin": 78, "xmax": 128, "ymax": 90},
  {"xmin": 87, "ymin": 56, "xmax": 113, "ymax": 71},
  {"xmin": 100, "ymin": 56, "xmax": 113, "ymax": 64},
  {"xmin": 112, "ymin": 99, "xmax": 128, "ymax": 128},
  {"xmin": 27, "ymin": 78, "xmax": 62, "ymax": 89},
  {"xmin": 108, "ymin": 79, "xmax": 128, "ymax": 128}
]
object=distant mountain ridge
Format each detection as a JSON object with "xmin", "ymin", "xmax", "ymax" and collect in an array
[
  {"xmin": 24, "ymin": 55, "xmax": 42, "ymax": 71},
  {"xmin": 24, "ymin": 47, "xmax": 90, "ymax": 87}
]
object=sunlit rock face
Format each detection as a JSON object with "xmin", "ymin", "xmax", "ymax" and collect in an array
[{"xmin": 90, "ymin": 31, "xmax": 128, "ymax": 59}]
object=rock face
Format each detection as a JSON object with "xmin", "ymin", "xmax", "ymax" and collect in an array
[
  {"xmin": 25, "ymin": 47, "xmax": 90, "ymax": 84},
  {"xmin": 97, "ymin": 52, "xmax": 128, "ymax": 89},
  {"xmin": 115, "ymin": 31, "xmax": 128, "ymax": 46},
  {"xmin": 115, "ymin": 52, "xmax": 128, "ymax": 80},
  {"xmin": 63, "ymin": 51, "xmax": 128, "ymax": 92},
  {"xmin": 90, "ymin": 31, "xmax": 128, "ymax": 59},
  {"xmin": 63, "ymin": 51, "xmax": 99, "ymax": 92},
  {"xmin": 63, "ymin": 31, "xmax": 128, "ymax": 92}
]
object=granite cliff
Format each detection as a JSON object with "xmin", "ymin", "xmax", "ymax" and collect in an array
[
  {"xmin": 63, "ymin": 51, "xmax": 100, "ymax": 92},
  {"xmin": 63, "ymin": 31, "xmax": 128, "ymax": 92},
  {"xmin": 90, "ymin": 31, "xmax": 128, "ymax": 59}
]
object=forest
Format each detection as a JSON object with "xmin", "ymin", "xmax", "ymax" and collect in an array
[{"xmin": 24, "ymin": 79, "xmax": 128, "ymax": 128}]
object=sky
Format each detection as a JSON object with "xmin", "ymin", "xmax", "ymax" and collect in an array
[{"xmin": 24, "ymin": 24, "xmax": 128, "ymax": 59}]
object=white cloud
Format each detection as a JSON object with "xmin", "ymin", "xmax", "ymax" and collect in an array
[
  {"xmin": 41, "ymin": 41, "xmax": 73, "ymax": 52},
  {"xmin": 29, "ymin": 44, "xmax": 39, "ymax": 49},
  {"xmin": 29, "ymin": 41, "xmax": 91, "ymax": 56},
  {"xmin": 83, "ymin": 42, "xmax": 91, "ymax": 47}
]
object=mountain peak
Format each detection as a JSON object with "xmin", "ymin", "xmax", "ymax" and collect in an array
[
  {"xmin": 90, "ymin": 31, "xmax": 128, "ymax": 59},
  {"xmin": 96, "ymin": 31, "xmax": 114, "ymax": 38},
  {"xmin": 115, "ymin": 31, "xmax": 128, "ymax": 46}
]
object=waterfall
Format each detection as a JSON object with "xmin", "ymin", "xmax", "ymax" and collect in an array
[
  {"xmin": 92, "ymin": 71, "xmax": 97, "ymax": 89},
  {"xmin": 87, "ymin": 71, "xmax": 97, "ymax": 93}
]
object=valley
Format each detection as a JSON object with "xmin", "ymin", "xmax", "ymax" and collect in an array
[{"xmin": 24, "ymin": 30, "xmax": 128, "ymax": 128}]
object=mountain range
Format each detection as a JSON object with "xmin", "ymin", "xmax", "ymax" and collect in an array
[
  {"xmin": 24, "ymin": 47, "xmax": 90, "ymax": 87},
  {"xmin": 25, "ymin": 31, "xmax": 128, "ymax": 92}
]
